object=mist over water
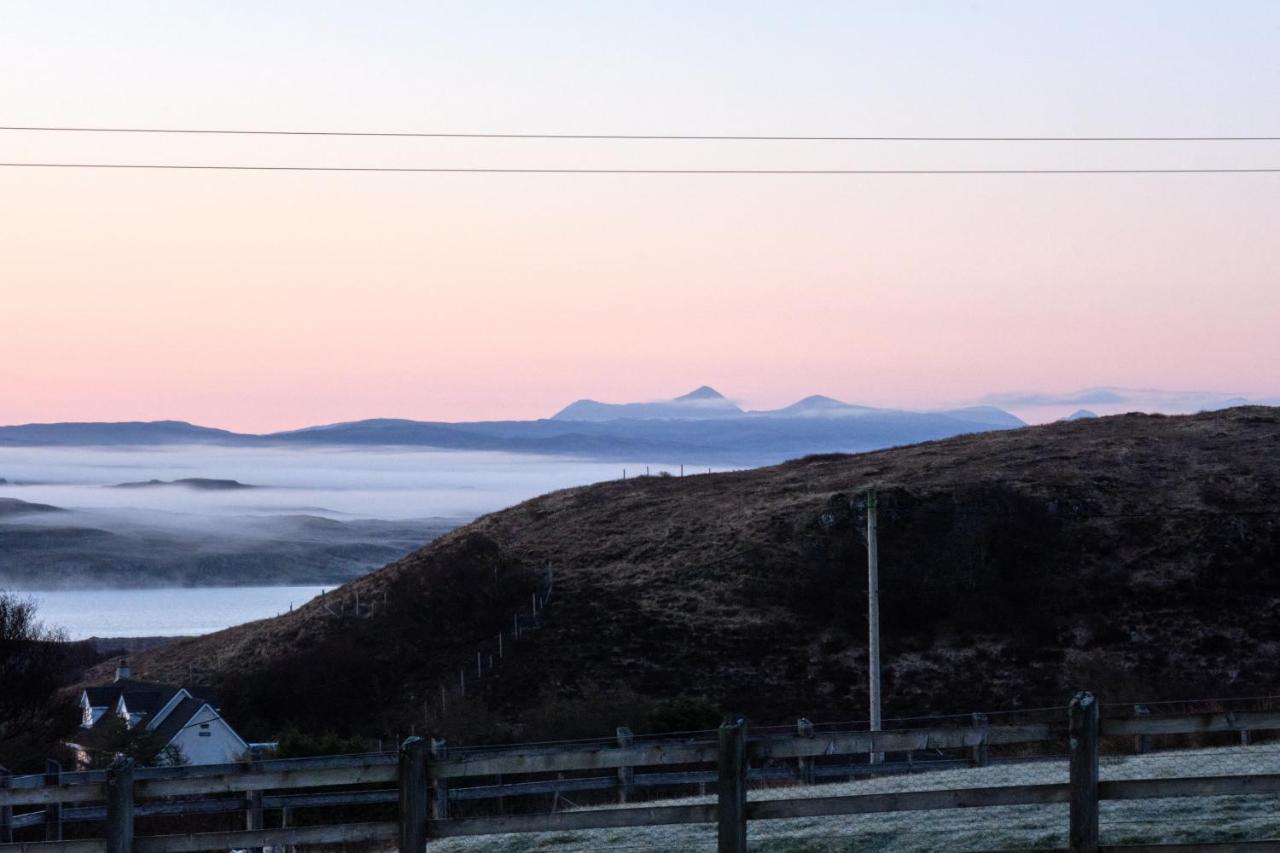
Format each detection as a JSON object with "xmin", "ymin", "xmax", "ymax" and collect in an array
[
  {"xmin": 0, "ymin": 444, "xmax": 659, "ymax": 519},
  {"xmin": 0, "ymin": 444, "xmax": 684, "ymax": 608}
]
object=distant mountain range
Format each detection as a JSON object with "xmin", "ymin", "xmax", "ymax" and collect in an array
[
  {"xmin": 552, "ymin": 386, "xmax": 1021, "ymax": 427},
  {"xmin": 0, "ymin": 420, "xmax": 242, "ymax": 446},
  {"xmin": 0, "ymin": 388, "xmax": 1026, "ymax": 464}
]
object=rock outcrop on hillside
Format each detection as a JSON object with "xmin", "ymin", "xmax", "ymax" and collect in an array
[{"xmin": 100, "ymin": 407, "xmax": 1280, "ymax": 740}]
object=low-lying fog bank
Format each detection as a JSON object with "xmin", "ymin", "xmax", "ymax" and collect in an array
[
  {"xmin": 0, "ymin": 508, "xmax": 457, "ymax": 589},
  {"xmin": 0, "ymin": 444, "xmax": 692, "ymax": 589}
]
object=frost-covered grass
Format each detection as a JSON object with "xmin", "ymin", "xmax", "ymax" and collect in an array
[{"xmin": 431, "ymin": 744, "xmax": 1280, "ymax": 851}]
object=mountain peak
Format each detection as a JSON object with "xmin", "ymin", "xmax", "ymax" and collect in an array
[
  {"xmin": 550, "ymin": 386, "xmax": 741, "ymax": 421},
  {"xmin": 755, "ymin": 395, "xmax": 867, "ymax": 417},
  {"xmin": 791, "ymin": 395, "xmax": 848, "ymax": 408},
  {"xmin": 674, "ymin": 386, "xmax": 725, "ymax": 401}
]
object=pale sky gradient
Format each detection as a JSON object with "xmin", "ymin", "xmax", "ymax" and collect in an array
[{"xmin": 2, "ymin": 2, "xmax": 1278, "ymax": 431}]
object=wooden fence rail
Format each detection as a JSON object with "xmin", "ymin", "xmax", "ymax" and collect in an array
[{"xmin": 3, "ymin": 694, "xmax": 1280, "ymax": 852}]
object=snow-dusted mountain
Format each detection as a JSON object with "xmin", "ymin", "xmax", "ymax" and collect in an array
[
  {"xmin": 752, "ymin": 395, "xmax": 878, "ymax": 418},
  {"xmin": 0, "ymin": 388, "xmax": 1028, "ymax": 465},
  {"xmin": 553, "ymin": 387, "xmax": 1024, "ymax": 429},
  {"xmin": 552, "ymin": 385, "xmax": 744, "ymax": 421}
]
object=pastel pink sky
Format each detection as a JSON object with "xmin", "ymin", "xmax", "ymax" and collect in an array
[{"xmin": 2, "ymin": 3, "xmax": 1278, "ymax": 432}]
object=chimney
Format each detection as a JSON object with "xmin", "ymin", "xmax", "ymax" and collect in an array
[{"xmin": 115, "ymin": 658, "xmax": 131, "ymax": 682}]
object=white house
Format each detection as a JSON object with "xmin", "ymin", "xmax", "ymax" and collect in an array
[{"xmin": 73, "ymin": 660, "xmax": 249, "ymax": 766}]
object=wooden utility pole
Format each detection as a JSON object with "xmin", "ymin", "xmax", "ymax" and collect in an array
[{"xmin": 867, "ymin": 489, "xmax": 882, "ymax": 763}]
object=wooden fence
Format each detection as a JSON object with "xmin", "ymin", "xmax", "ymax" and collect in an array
[{"xmin": 3, "ymin": 691, "xmax": 1279, "ymax": 852}]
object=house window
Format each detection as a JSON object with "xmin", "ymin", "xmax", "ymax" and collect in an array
[{"xmin": 199, "ymin": 723, "xmax": 211, "ymax": 737}]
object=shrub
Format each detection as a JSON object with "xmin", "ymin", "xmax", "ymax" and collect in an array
[{"xmin": 274, "ymin": 728, "xmax": 373, "ymax": 758}]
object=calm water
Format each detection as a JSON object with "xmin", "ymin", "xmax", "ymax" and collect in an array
[{"xmin": 28, "ymin": 586, "xmax": 329, "ymax": 639}]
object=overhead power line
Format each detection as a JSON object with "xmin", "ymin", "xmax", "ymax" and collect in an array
[
  {"xmin": 2, "ymin": 125, "xmax": 1279, "ymax": 142},
  {"xmin": 2, "ymin": 162, "xmax": 1279, "ymax": 175}
]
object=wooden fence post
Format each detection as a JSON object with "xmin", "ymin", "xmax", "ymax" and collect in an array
[
  {"xmin": 399, "ymin": 736, "xmax": 428, "ymax": 853},
  {"xmin": 105, "ymin": 757, "xmax": 135, "ymax": 853},
  {"xmin": 279, "ymin": 806, "xmax": 294, "ymax": 853},
  {"xmin": 429, "ymin": 738, "xmax": 449, "ymax": 821},
  {"xmin": 1134, "ymin": 705, "xmax": 1150, "ymax": 754},
  {"xmin": 616, "ymin": 727, "xmax": 635, "ymax": 804},
  {"xmin": 1068, "ymin": 692, "xmax": 1099, "ymax": 853},
  {"xmin": 245, "ymin": 788, "xmax": 264, "ymax": 853},
  {"xmin": 971, "ymin": 713, "xmax": 990, "ymax": 767},
  {"xmin": 796, "ymin": 719, "xmax": 815, "ymax": 785},
  {"xmin": 0, "ymin": 765, "xmax": 11, "ymax": 845},
  {"xmin": 717, "ymin": 718, "xmax": 748, "ymax": 853},
  {"xmin": 45, "ymin": 759, "xmax": 63, "ymax": 841}
]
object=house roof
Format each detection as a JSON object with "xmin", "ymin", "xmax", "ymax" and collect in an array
[
  {"xmin": 118, "ymin": 689, "xmax": 176, "ymax": 717},
  {"xmin": 149, "ymin": 697, "xmax": 206, "ymax": 747},
  {"xmin": 84, "ymin": 678, "xmax": 168, "ymax": 707},
  {"xmin": 83, "ymin": 679, "xmax": 219, "ymax": 711}
]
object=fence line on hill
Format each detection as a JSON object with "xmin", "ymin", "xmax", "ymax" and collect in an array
[
  {"xmin": 435, "ymin": 562, "xmax": 555, "ymax": 719},
  {"xmin": 5, "ymin": 691, "xmax": 1280, "ymax": 851},
  {"xmin": 198, "ymin": 564, "xmax": 557, "ymax": 716}
]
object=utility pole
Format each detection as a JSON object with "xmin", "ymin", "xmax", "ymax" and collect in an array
[{"xmin": 866, "ymin": 488, "xmax": 882, "ymax": 764}]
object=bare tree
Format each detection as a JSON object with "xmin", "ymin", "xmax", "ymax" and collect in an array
[{"xmin": 0, "ymin": 591, "xmax": 77, "ymax": 770}]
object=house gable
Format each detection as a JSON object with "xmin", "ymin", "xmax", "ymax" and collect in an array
[
  {"xmin": 115, "ymin": 694, "xmax": 140, "ymax": 728},
  {"xmin": 79, "ymin": 691, "xmax": 107, "ymax": 728},
  {"xmin": 160, "ymin": 703, "xmax": 249, "ymax": 765}
]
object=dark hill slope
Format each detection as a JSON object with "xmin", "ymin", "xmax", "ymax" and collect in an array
[
  {"xmin": 0, "ymin": 420, "xmax": 242, "ymax": 445},
  {"xmin": 108, "ymin": 407, "xmax": 1280, "ymax": 739}
]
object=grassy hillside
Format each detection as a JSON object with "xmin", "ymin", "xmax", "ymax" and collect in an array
[{"xmin": 99, "ymin": 407, "xmax": 1280, "ymax": 741}]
